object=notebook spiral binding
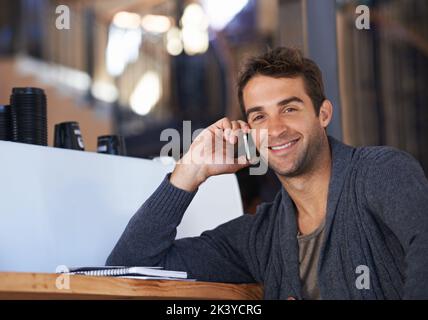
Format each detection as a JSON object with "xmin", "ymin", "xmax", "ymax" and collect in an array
[
  {"xmin": 66, "ymin": 266, "xmax": 188, "ymax": 279},
  {"xmin": 74, "ymin": 268, "xmax": 132, "ymax": 276}
]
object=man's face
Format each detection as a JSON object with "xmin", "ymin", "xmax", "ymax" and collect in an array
[{"xmin": 243, "ymin": 75, "xmax": 328, "ymax": 177}]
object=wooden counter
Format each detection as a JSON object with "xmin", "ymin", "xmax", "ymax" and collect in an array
[{"xmin": 0, "ymin": 272, "xmax": 263, "ymax": 300}]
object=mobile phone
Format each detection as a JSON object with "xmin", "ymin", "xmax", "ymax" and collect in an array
[
  {"xmin": 235, "ymin": 132, "xmax": 258, "ymax": 163},
  {"xmin": 243, "ymin": 133, "xmax": 252, "ymax": 161}
]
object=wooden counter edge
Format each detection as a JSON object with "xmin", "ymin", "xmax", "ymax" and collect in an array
[{"xmin": 0, "ymin": 272, "xmax": 263, "ymax": 300}]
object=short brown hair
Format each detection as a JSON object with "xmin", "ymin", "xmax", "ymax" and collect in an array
[{"xmin": 237, "ymin": 47, "xmax": 326, "ymax": 117}]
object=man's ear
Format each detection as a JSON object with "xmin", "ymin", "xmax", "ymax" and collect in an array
[{"xmin": 318, "ymin": 100, "xmax": 333, "ymax": 128}]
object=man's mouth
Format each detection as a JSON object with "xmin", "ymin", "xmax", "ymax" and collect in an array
[{"xmin": 268, "ymin": 138, "xmax": 300, "ymax": 152}]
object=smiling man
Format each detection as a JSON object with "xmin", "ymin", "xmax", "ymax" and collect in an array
[{"xmin": 106, "ymin": 47, "xmax": 428, "ymax": 300}]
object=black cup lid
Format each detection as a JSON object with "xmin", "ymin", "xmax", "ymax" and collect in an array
[
  {"xmin": 12, "ymin": 87, "xmax": 45, "ymax": 95},
  {"xmin": 56, "ymin": 121, "xmax": 79, "ymax": 126},
  {"xmin": 98, "ymin": 135, "xmax": 120, "ymax": 140}
]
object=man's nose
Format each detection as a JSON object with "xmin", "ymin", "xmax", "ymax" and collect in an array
[{"xmin": 267, "ymin": 117, "xmax": 288, "ymax": 138}]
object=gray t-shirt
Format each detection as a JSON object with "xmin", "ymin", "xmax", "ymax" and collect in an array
[{"xmin": 297, "ymin": 219, "xmax": 326, "ymax": 300}]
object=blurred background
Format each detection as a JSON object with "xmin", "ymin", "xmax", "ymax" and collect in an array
[{"xmin": 0, "ymin": 0, "xmax": 427, "ymax": 213}]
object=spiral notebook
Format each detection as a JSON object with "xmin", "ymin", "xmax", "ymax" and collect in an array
[{"xmin": 63, "ymin": 266, "xmax": 188, "ymax": 280}]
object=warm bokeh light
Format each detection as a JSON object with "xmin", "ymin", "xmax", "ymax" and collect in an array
[
  {"xmin": 181, "ymin": 3, "xmax": 209, "ymax": 55},
  {"xmin": 91, "ymin": 81, "xmax": 119, "ymax": 103},
  {"xmin": 166, "ymin": 27, "xmax": 183, "ymax": 56},
  {"xmin": 112, "ymin": 11, "xmax": 141, "ymax": 29},
  {"xmin": 181, "ymin": 27, "xmax": 209, "ymax": 56},
  {"xmin": 181, "ymin": 3, "xmax": 209, "ymax": 31},
  {"xmin": 130, "ymin": 71, "xmax": 162, "ymax": 116},
  {"xmin": 141, "ymin": 14, "xmax": 172, "ymax": 33}
]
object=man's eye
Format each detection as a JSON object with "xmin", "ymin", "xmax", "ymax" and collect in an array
[
  {"xmin": 252, "ymin": 115, "xmax": 264, "ymax": 121},
  {"xmin": 284, "ymin": 107, "xmax": 296, "ymax": 113}
]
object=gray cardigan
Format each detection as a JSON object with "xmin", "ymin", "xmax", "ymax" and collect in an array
[{"xmin": 106, "ymin": 137, "xmax": 428, "ymax": 299}]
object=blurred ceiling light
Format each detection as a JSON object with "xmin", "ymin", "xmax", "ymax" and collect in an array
[
  {"xmin": 180, "ymin": 3, "xmax": 209, "ymax": 55},
  {"xmin": 16, "ymin": 56, "xmax": 90, "ymax": 93},
  {"xmin": 166, "ymin": 27, "xmax": 183, "ymax": 56},
  {"xmin": 60, "ymin": 67, "xmax": 91, "ymax": 91},
  {"xmin": 201, "ymin": 0, "xmax": 248, "ymax": 30},
  {"xmin": 141, "ymin": 14, "xmax": 172, "ymax": 33},
  {"xmin": 181, "ymin": 3, "xmax": 209, "ymax": 30},
  {"xmin": 91, "ymin": 81, "xmax": 118, "ymax": 103},
  {"xmin": 130, "ymin": 71, "xmax": 162, "ymax": 116},
  {"xmin": 181, "ymin": 27, "xmax": 209, "ymax": 55},
  {"xmin": 106, "ymin": 25, "xmax": 142, "ymax": 77},
  {"xmin": 112, "ymin": 11, "xmax": 141, "ymax": 29}
]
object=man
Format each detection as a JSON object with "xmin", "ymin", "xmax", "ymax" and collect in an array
[{"xmin": 106, "ymin": 47, "xmax": 428, "ymax": 299}]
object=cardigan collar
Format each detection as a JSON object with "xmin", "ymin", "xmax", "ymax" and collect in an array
[{"xmin": 277, "ymin": 136, "xmax": 355, "ymax": 299}]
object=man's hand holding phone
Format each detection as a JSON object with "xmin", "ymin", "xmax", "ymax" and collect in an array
[{"xmin": 170, "ymin": 117, "xmax": 252, "ymax": 192}]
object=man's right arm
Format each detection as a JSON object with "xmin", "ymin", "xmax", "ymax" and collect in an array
[
  {"xmin": 106, "ymin": 118, "xmax": 258, "ymax": 283},
  {"xmin": 105, "ymin": 172, "xmax": 257, "ymax": 283}
]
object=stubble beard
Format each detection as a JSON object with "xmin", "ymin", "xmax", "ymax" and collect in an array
[{"xmin": 268, "ymin": 130, "xmax": 326, "ymax": 178}]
